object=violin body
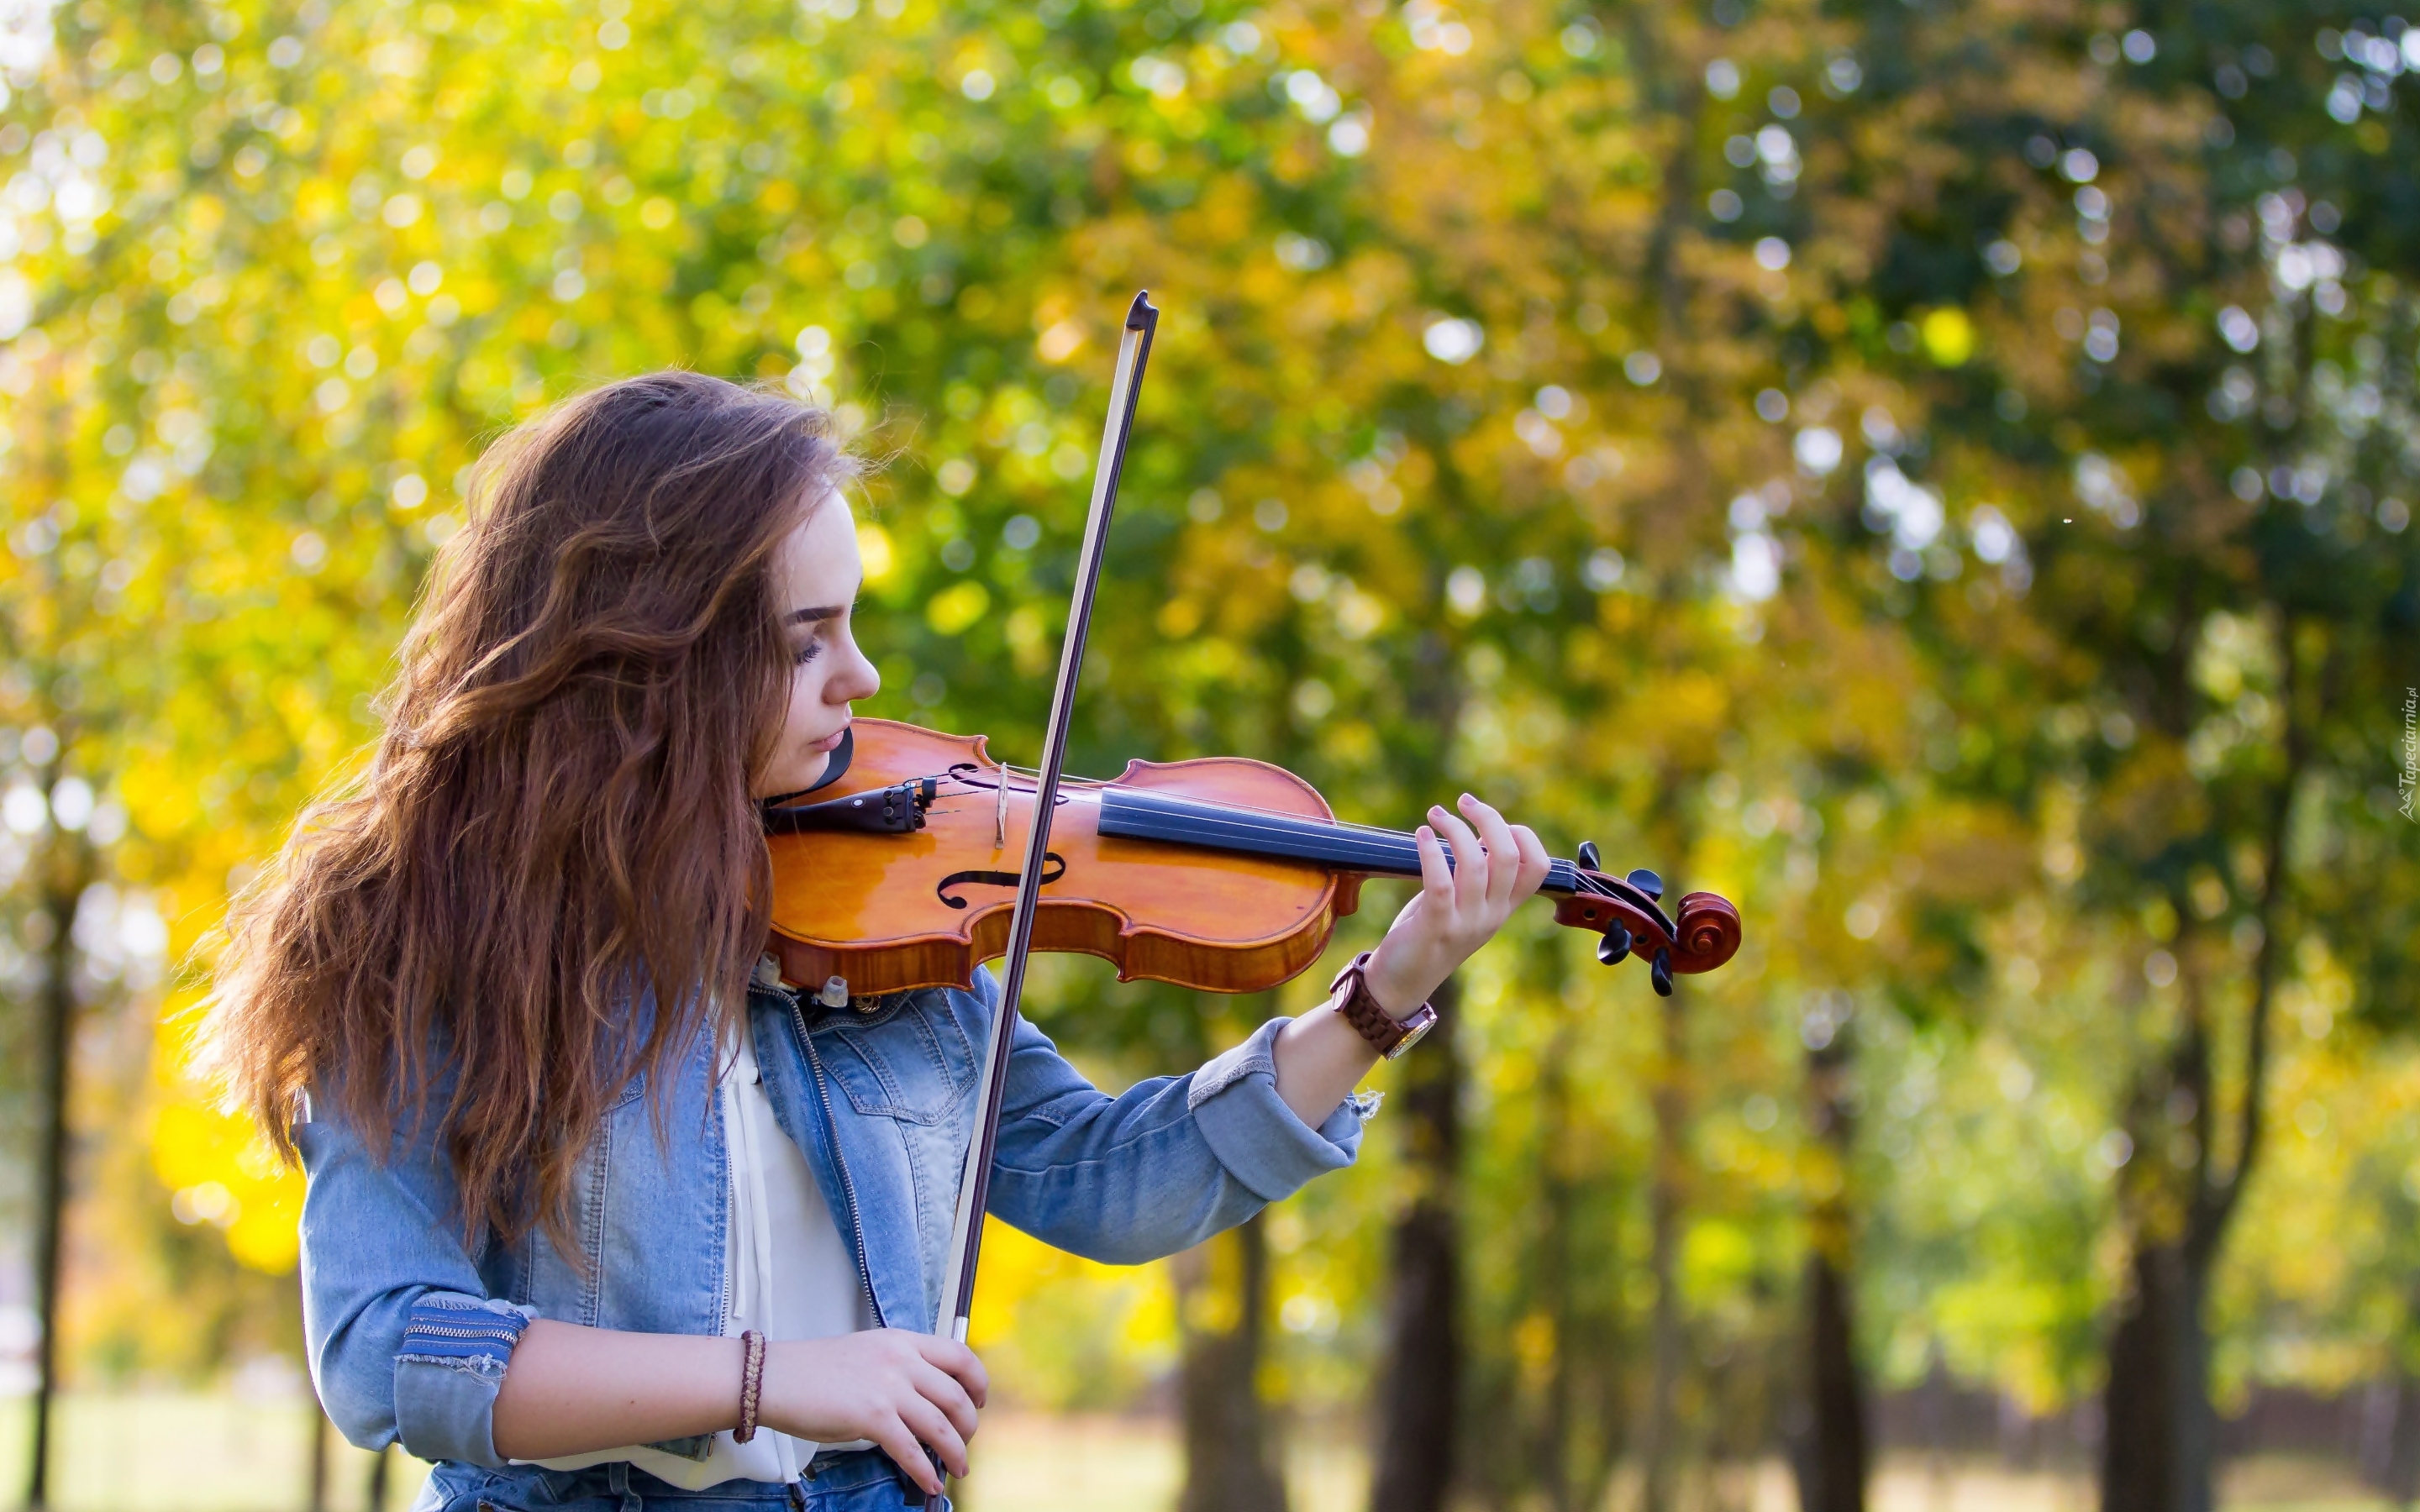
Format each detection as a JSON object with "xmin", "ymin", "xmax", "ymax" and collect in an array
[
  {"xmin": 766, "ymin": 720, "xmax": 1368, "ymax": 998},
  {"xmin": 764, "ymin": 718, "xmax": 1742, "ymax": 1001}
]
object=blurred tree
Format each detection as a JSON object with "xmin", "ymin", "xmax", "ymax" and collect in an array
[
  {"xmin": 1770, "ymin": 0, "xmax": 2420, "ymax": 1505},
  {"xmin": 1, "ymin": 286, "xmax": 171, "ymax": 1509},
  {"xmin": 1367, "ymin": 978, "xmax": 1460, "ymax": 1512},
  {"xmin": 1794, "ymin": 1007, "xmax": 1865, "ymax": 1512},
  {"xmin": 1175, "ymin": 1212, "xmax": 1287, "ymax": 1512}
]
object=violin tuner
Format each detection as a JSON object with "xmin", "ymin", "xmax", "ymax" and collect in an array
[
  {"xmin": 1650, "ymin": 948, "xmax": 1674, "ymax": 998},
  {"xmin": 1627, "ymin": 869, "xmax": 1665, "ymax": 901},
  {"xmin": 1576, "ymin": 840, "xmax": 1602, "ymax": 872},
  {"xmin": 1597, "ymin": 923, "xmax": 1631, "ymax": 966}
]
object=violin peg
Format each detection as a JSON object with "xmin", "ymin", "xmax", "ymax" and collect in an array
[
  {"xmin": 1627, "ymin": 868, "xmax": 1664, "ymax": 901},
  {"xmin": 1651, "ymin": 948, "xmax": 1673, "ymax": 998},
  {"xmin": 1576, "ymin": 840, "xmax": 1602, "ymax": 872},
  {"xmin": 1597, "ymin": 923, "xmax": 1631, "ymax": 967}
]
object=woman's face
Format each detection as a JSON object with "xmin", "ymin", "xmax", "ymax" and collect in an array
[{"xmin": 752, "ymin": 492, "xmax": 881, "ymax": 800}]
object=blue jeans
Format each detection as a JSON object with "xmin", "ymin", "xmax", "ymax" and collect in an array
[{"xmin": 414, "ymin": 1450, "xmax": 945, "ymax": 1511}]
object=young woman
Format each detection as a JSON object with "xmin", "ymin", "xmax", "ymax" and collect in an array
[{"xmin": 208, "ymin": 371, "xmax": 1548, "ymax": 1512}]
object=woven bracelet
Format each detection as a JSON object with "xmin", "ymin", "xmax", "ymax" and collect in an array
[{"xmin": 734, "ymin": 1330, "xmax": 766, "ymax": 1443}]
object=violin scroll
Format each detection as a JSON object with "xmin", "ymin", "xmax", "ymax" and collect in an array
[
  {"xmin": 1549, "ymin": 864, "xmax": 1743, "ymax": 990},
  {"xmin": 1674, "ymin": 891, "xmax": 1744, "ymax": 970}
]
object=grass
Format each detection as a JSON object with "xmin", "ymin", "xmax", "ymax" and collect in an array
[
  {"xmin": 0, "ymin": 1394, "xmax": 406, "ymax": 1512},
  {"xmin": 0, "ymin": 1395, "xmax": 2398, "ymax": 1510}
]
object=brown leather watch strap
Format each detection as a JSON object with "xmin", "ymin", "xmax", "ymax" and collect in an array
[{"xmin": 1328, "ymin": 951, "xmax": 1437, "ymax": 1059}]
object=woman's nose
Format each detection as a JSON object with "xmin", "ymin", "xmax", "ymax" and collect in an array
[{"xmin": 833, "ymin": 638, "xmax": 880, "ymax": 704}]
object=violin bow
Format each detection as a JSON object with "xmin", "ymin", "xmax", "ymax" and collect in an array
[{"xmin": 925, "ymin": 291, "xmax": 1159, "ymax": 1507}]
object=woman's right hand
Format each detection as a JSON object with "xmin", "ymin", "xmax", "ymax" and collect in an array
[{"xmin": 759, "ymin": 1328, "xmax": 989, "ymax": 1494}]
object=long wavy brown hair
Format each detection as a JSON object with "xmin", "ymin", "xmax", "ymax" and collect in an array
[{"xmin": 207, "ymin": 370, "xmax": 853, "ymax": 1249}]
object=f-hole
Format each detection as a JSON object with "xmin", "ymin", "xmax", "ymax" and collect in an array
[{"xmin": 936, "ymin": 852, "xmax": 1069, "ymax": 910}]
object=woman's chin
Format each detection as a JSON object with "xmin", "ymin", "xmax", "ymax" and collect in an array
[{"xmin": 755, "ymin": 749, "xmax": 829, "ymax": 801}]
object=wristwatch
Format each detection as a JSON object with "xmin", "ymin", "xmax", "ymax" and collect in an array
[{"xmin": 1328, "ymin": 951, "xmax": 1439, "ymax": 1059}]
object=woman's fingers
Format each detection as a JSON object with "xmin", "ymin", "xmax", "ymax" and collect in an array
[
  {"xmin": 1370, "ymin": 798, "xmax": 1549, "ymax": 1005},
  {"xmin": 918, "ymin": 1335, "xmax": 990, "ymax": 1409},
  {"xmin": 912, "ymin": 1358, "xmax": 981, "ymax": 1442},
  {"xmin": 871, "ymin": 1414, "xmax": 944, "ymax": 1495},
  {"xmin": 1459, "ymin": 795, "xmax": 1522, "ymax": 910},
  {"xmin": 900, "ymin": 1393, "xmax": 972, "ymax": 1480},
  {"xmin": 1428, "ymin": 804, "xmax": 1486, "ymax": 914},
  {"xmin": 1511, "ymin": 823, "xmax": 1552, "ymax": 901},
  {"xmin": 852, "ymin": 1331, "xmax": 984, "ymax": 1489},
  {"xmin": 1413, "ymin": 820, "xmax": 1453, "ymax": 903}
]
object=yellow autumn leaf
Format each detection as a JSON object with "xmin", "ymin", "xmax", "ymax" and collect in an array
[
  {"xmin": 925, "ymin": 580, "xmax": 992, "ymax": 635},
  {"xmin": 856, "ymin": 521, "xmax": 897, "ymax": 585},
  {"xmin": 1922, "ymin": 307, "xmax": 1976, "ymax": 366}
]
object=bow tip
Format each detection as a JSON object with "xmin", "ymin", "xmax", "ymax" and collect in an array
[{"xmin": 1125, "ymin": 290, "xmax": 1159, "ymax": 331}]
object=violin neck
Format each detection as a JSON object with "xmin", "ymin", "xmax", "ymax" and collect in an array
[{"xmin": 1094, "ymin": 787, "xmax": 1591, "ymax": 894}]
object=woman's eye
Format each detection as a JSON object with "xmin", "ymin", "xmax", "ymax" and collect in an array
[{"xmin": 793, "ymin": 639, "xmax": 824, "ymax": 666}]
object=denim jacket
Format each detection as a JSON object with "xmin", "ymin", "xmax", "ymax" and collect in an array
[{"xmin": 296, "ymin": 965, "xmax": 1371, "ymax": 1478}]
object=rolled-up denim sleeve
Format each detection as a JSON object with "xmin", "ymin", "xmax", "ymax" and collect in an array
[
  {"xmin": 981, "ymin": 967, "xmax": 1376, "ymax": 1264},
  {"xmin": 1186, "ymin": 1017, "xmax": 1378, "ymax": 1198},
  {"xmin": 293, "ymin": 1105, "xmax": 532, "ymax": 1467}
]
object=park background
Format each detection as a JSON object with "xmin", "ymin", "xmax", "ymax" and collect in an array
[{"xmin": 0, "ymin": 0, "xmax": 2413, "ymax": 1508}]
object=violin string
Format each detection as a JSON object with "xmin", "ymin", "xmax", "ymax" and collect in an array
[
  {"xmin": 1086, "ymin": 786, "xmax": 1576, "ymax": 864},
  {"xmin": 1105, "ymin": 800, "xmax": 1644, "ymax": 916},
  {"xmin": 1099, "ymin": 798, "xmax": 1440, "ymax": 869},
  {"xmin": 909, "ymin": 764, "xmax": 1660, "ymax": 914},
  {"xmin": 929, "ymin": 774, "xmax": 1649, "ymax": 906},
  {"xmin": 929, "ymin": 764, "xmax": 1593, "ymax": 858},
  {"xmin": 962, "ymin": 762, "xmax": 1428, "ymax": 843},
  {"xmin": 916, "ymin": 775, "xmax": 1652, "ymax": 921}
]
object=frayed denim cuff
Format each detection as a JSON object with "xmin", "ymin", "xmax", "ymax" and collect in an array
[
  {"xmin": 393, "ymin": 1293, "xmax": 534, "ymax": 1467},
  {"xmin": 1189, "ymin": 1016, "xmax": 1376, "ymax": 1202}
]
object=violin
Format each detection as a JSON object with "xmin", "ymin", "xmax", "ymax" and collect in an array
[{"xmin": 762, "ymin": 718, "xmax": 1742, "ymax": 1003}]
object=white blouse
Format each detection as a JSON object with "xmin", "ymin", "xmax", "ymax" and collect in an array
[{"xmin": 529, "ymin": 1011, "xmax": 876, "ymax": 1488}]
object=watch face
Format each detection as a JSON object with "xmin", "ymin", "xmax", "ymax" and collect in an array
[{"xmin": 1384, "ymin": 1005, "xmax": 1439, "ymax": 1059}]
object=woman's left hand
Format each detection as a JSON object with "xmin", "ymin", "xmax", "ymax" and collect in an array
[{"xmin": 1361, "ymin": 793, "xmax": 1551, "ymax": 1016}]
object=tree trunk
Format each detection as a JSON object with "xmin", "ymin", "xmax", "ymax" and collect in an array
[
  {"xmin": 25, "ymin": 800, "xmax": 85, "ymax": 1512},
  {"xmin": 308, "ymin": 1406, "xmax": 330, "ymax": 1512},
  {"xmin": 1796, "ymin": 1256, "xmax": 1867, "ymax": 1512},
  {"xmin": 1370, "ymin": 976, "xmax": 1460, "ymax": 1512},
  {"xmin": 2381, "ymin": 1355, "xmax": 2420, "ymax": 1507},
  {"xmin": 1794, "ymin": 1018, "xmax": 1868, "ymax": 1512},
  {"xmin": 1637, "ymin": 979, "xmax": 1688, "ymax": 1512},
  {"xmin": 1538, "ymin": 1021, "xmax": 1575, "ymax": 1512},
  {"xmin": 2098, "ymin": 1239, "xmax": 2211, "ymax": 1512},
  {"xmin": 2098, "ymin": 622, "xmax": 2314, "ymax": 1512},
  {"xmin": 1178, "ymin": 1210, "xmax": 1286, "ymax": 1512}
]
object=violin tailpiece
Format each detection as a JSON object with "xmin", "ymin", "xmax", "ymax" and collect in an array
[{"xmin": 760, "ymin": 778, "xmax": 935, "ymax": 836}]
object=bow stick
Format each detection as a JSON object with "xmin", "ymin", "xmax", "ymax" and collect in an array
[{"xmin": 925, "ymin": 291, "xmax": 1159, "ymax": 1507}]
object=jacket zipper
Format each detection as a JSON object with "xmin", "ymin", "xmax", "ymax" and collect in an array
[
  {"xmin": 408, "ymin": 1322, "xmax": 522, "ymax": 1343},
  {"xmin": 716, "ymin": 1053, "xmax": 734, "ymax": 1338},
  {"xmin": 788, "ymin": 998, "xmax": 885, "ymax": 1330}
]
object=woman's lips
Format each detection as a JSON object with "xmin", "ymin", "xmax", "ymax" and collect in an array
[{"xmin": 807, "ymin": 727, "xmax": 848, "ymax": 753}]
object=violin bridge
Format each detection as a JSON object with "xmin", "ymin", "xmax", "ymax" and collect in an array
[{"xmin": 994, "ymin": 772, "xmax": 1009, "ymax": 851}]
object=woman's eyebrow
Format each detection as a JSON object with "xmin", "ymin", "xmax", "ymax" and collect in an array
[{"xmin": 786, "ymin": 604, "xmax": 848, "ymax": 624}]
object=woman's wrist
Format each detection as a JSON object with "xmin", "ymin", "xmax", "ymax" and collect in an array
[{"xmin": 1359, "ymin": 941, "xmax": 1439, "ymax": 1021}]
